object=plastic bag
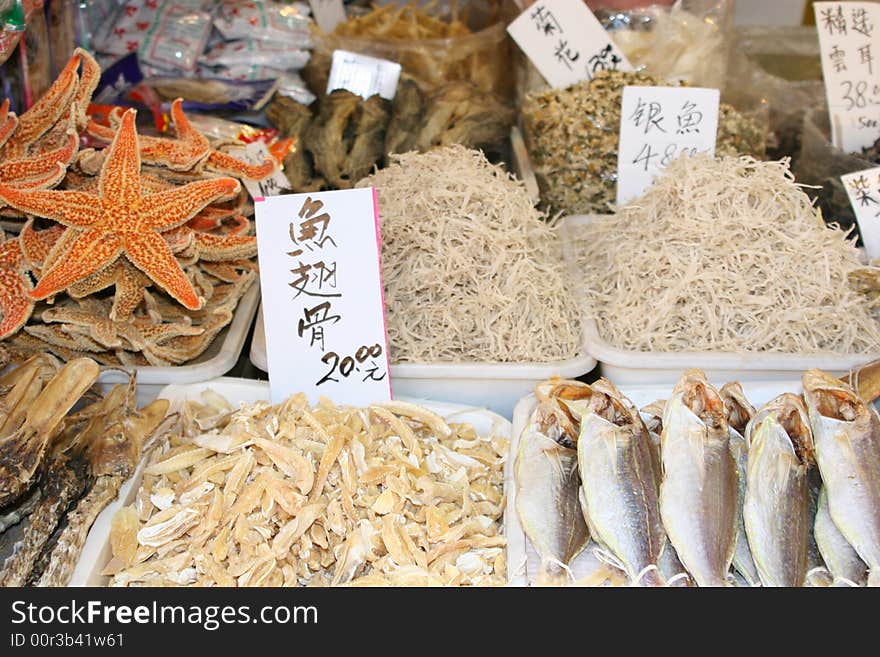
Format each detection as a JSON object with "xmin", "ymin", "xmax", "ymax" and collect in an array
[
  {"xmin": 213, "ymin": 0, "xmax": 312, "ymax": 44},
  {"xmin": 303, "ymin": 0, "xmax": 514, "ymax": 100},
  {"xmin": 725, "ymin": 25, "xmax": 824, "ymax": 159},
  {"xmin": 794, "ymin": 107, "xmax": 871, "ymax": 240}
]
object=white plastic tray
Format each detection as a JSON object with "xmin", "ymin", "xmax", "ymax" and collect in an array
[
  {"xmin": 561, "ymin": 214, "xmax": 880, "ymax": 385},
  {"xmin": 507, "ymin": 379, "xmax": 805, "ymax": 586},
  {"xmin": 97, "ymin": 283, "xmax": 260, "ymax": 407},
  {"xmin": 250, "ymin": 303, "xmax": 596, "ymax": 419},
  {"xmin": 70, "ymin": 378, "xmax": 512, "ymax": 587}
]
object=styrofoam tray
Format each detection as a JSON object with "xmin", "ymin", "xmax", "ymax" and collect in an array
[
  {"xmin": 250, "ymin": 303, "xmax": 596, "ymax": 419},
  {"xmin": 561, "ymin": 214, "xmax": 880, "ymax": 384},
  {"xmin": 70, "ymin": 377, "xmax": 512, "ymax": 587},
  {"xmin": 97, "ymin": 283, "xmax": 260, "ymax": 407},
  {"xmin": 506, "ymin": 379, "xmax": 807, "ymax": 586}
]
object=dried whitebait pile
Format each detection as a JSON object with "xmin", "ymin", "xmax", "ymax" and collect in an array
[
  {"xmin": 568, "ymin": 155, "xmax": 880, "ymax": 354},
  {"xmin": 357, "ymin": 145, "xmax": 581, "ymax": 363},
  {"xmin": 106, "ymin": 392, "xmax": 508, "ymax": 587}
]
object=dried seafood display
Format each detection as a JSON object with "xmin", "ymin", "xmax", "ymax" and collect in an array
[
  {"xmin": 356, "ymin": 145, "xmax": 581, "ymax": 364},
  {"xmin": 521, "ymin": 70, "xmax": 766, "ymax": 215},
  {"xmin": 0, "ymin": 52, "xmax": 261, "ymax": 366},
  {"xmin": 514, "ymin": 369, "xmax": 880, "ymax": 586},
  {"xmin": 265, "ymin": 82, "xmax": 514, "ymax": 192},
  {"xmin": 0, "ymin": 357, "xmax": 169, "ymax": 587},
  {"xmin": 568, "ymin": 155, "xmax": 880, "ymax": 355},
  {"xmin": 105, "ymin": 392, "xmax": 507, "ymax": 587}
]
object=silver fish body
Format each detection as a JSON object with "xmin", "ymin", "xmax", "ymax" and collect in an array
[
  {"xmin": 743, "ymin": 393, "xmax": 813, "ymax": 587},
  {"xmin": 814, "ymin": 486, "xmax": 867, "ymax": 585},
  {"xmin": 803, "ymin": 370, "xmax": 880, "ymax": 586},
  {"xmin": 660, "ymin": 370, "xmax": 738, "ymax": 587},
  {"xmin": 515, "ymin": 411, "xmax": 589, "ymax": 581},
  {"xmin": 578, "ymin": 390, "xmax": 665, "ymax": 586}
]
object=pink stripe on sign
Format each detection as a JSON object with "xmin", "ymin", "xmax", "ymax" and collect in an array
[
  {"xmin": 253, "ymin": 197, "xmax": 266, "ymax": 203},
  {"xmin": 371, "ymin": 186, "xmax": 394, "ymax": 400}
]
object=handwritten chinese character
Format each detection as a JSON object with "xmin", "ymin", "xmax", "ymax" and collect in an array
[
  {"xmin": 289, "ymin": 261, "xmax": 342, "ymax": 299},
  {"xmin": 553, "ymin": 39, "xmax": 580, "ymax": 70},
  {"xmin": 629, "ymin": 97, "xmax": 666, "ymax": 135},
  {"xmin": 298, "ymin": 301, "xmax": 341, "ymax": 351},
  {"xmin": 820, "ymin": 5, "xmax": 847, "ymax": 36},
  {"xmin": 860, "ymin": 43, "xmax": 874, "ymax": 74},
  {"xmin": 530, "ymin": 5, "xmax": 561, "ymax": 36},
  {"xmin": 852, "ymin": 7, "xmax": 873, "ymax": 37},
  {"xmin": 829, "ymin": 44, "xmax": 847, "ymax": 73},
  {"xmin": 362, "ymin": 361, "xmax": 387, "ymax": 382},
  {"xmin": 588, "ymin": 44, "xmax": 622, "ymax": 74},
  {"xmin": 290, "ymin": 196, "xmax": 336, "ymax": 253},
  {"xmin": 849, "ymin": 174, "xmax": 879, "ymax": 207},
  {"xmin": 676, "ymin": 100, "xmax": 703, "ymax": 134}
]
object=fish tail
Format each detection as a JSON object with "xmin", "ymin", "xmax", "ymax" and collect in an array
[
  {"xmin": 633, "ymin": 564, "xmax": 666, "ymax": 587},
  {"xmin": 535, "ymin": 557, "xmax": 574, "ymax": 587}
]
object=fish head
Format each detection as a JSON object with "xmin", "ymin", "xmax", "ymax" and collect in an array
[
  {"xmin": 669, "ymin": 369, "xmax": 727, "ymax": 432},
  {"xmin": 746, "ymin": 393, "xmax": 814, "ymax": 465},
  {"xmin": 720, "ymin": 382, "xmax": 756, "ymax": 436},
  {"xmin": 803, "ymin": 369, "xmax": 866, "ymax": 424},
  {"xmin": 533, "ymin": 399, "xmax": 580, "ymax": 448},
  {"xmin": 534, "ymin": 378, "xmax": 592, "ymax": 403},
  {"xmin": 640, "ymin": 399, "xmax": 666, "ymax": 436}
]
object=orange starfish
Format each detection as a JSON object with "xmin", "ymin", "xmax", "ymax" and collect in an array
[
  {"xmin": 0, "ymin": 109, "xmax": 241, "ymax": 310},
  {"xmin": 0, "ymin": 128, "xmax": 78, "ymax": 184},
  {"xmin": 19, "ymin": 220, "xmax": 66, "ymax": 276},
  {"xmin": 0, "ymin": 99, "xmax": 17, "ymax": 151},
  {"xmin": 1, "ymin": 52, "xmax": 81, "ymax": 159},
  {"xmin": 88, "ymin": 99, "xmax": 275, "ymax": 180},
  {"xmin": 0, "ymin": 233, "xmax": 34, "ymax": 339}
]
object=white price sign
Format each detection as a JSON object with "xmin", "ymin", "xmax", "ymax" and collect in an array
[
  {"xmin": 616, "ymin": 86, "xmax": 720, "ymax": 206},
  {"xmin": 327, "ymin": 50, "xmax": 401, "ymax": 100},
  {"xmin": 842, "ymin": 166, "xmax": 880, "ymax": 258},
  {"xmin": 255, "ymin": 188, "xmax": 392, "ymax": 405},
  {"xmin": 308, "ymin": 0, "xmax": 346, "ymax": 34},
  {"xmin": 815, "ymin": 2, "xmax": 880, "ymax": 153},
  {"xmin": 506, "ymin": 0, "xmax": 631, "ymax": 89}
]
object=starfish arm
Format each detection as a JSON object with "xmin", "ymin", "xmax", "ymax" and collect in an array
[
  {"xmin": 139, "ymin": 178, "xmax": 240, "ymax": 230},
  {"xmin": 20, "ymin": 220, "xmax": 65, "ymax": 272},
  {"xmin": 170, "ymin": 99, "xmax": 209, "ymax": 145},
  {"xmin": 0, "ymin": 269, "xmax": 34, "ymax": 339},
  {"xmin": 206, "ymin": 150, "xmax": 275, "ymax": 180},
  {"xmin": 193, "ymin": 232, "xmax": 257, "ymax": 262},
  {"xmin": 98, "ymin": 109, "xmax": 142, "ymax": 206},
  {"xmin": 73, "ymin": 48, "xmax": 100, "ymax": 131},
  {"xmin": 86, "ymin": 119, "xmax": 115, "ymax": 142},
  {"xmin": 30, "ymin": 230, "xmax": 123, "ymax": 300},
  {"xmin": 0, "ymin": 239, "xmax": 23, "ymax": 268},
  {"xmin": 0, "ymin": 186, "xmax": 101, "ymax": 227},
  {"xmin": 9, "ymin": 52, "xmax": 80, "ymax": 150},
  {"xmin": 0, "ymin": 100, "xmax": 17, "ymax": 151},
  {"xmin": 0, "ymin": 131, "xmax": 78, "ymax": 182},
  {"xmin": 124, "ymin": 232, "xmax": 203, "ymax": 310},
  {"xmin": 140, "ymin": 138, "xmax": 208, "ymax": 171}
]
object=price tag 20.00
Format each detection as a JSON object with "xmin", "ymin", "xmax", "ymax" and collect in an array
[
  {"xmin": 814, "ymin": 2, "xmax": 880, "ymax": 153},
  {"xmin": 254, "ymin": 188, "xmax": 392, "ymax": 405},
  {"xmin": 842, "ymin": 166, "xmax": 880, "ymax": 258},
  {"xmin": 506, "ymin": 0, "xmax": 631, "ymax": 89},
  {"xmin": 616, "ymin": 86, "xmax": 720, "ymax": 206}
]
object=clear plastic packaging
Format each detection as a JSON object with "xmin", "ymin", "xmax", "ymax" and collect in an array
[
  {"xmin": 213, "ymin": 0, "xmax": 312, "ymax": 44},
  {"xmin": 304, "ymin": 0, "xmax": 514, "ymax": 100}
]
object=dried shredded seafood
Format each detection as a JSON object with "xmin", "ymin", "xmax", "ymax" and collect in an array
[
  {"xmin": 0, "ymin": 357, "xmax": 167, "ymax": 586},
  {"xmin": 356, "ymin": 145, "xmax": 581, "ymax": 364},
  {"xmin": 568, "ymin": 155, "xmax": 880, "ymax": 354},
  {"xmin": 107, "ymin": 392, "xmax": 508, "ymax": 587},
  {"xmin": 522, "ymin": 70, "xmax": 766, "ymax": 215}
]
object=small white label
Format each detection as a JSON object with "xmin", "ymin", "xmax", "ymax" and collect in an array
[
  {"xmin": 617, "ymin": 85, "xmax": 720, "ymax": 206},
  {"xmin": 815, "ymin": 2, "xmax": 880, "ymax": 153},
  {"xmin": 327, "ymin": 50, "xmax": 401, "ymax": 100},
  {"xmin": 309, "ymin": 0, "xmax": 346, "ymax": 34},
  {"xmin": 255, "ymin": 188, "xmax": 392, "ymax": 405},
  {"xmin": 228, "ymin": 141, "xmax": 290, "ymax": 200},
  {"xmin": 506, "ymin": 0, "xmax": 631, "ymax": 89},
  {"xmin": 842, "ymin": 167, "xmax": 880, "ymax": 258}
]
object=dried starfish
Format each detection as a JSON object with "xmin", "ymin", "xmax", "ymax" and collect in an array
[
  {"xmin": 71, "ymin": 48, "xmax": 100, "ymax": 132},
  {"xmin": 0, "ymin": 129, "xmax": 78, "ymax": 185},
  {"xmin": 0, "ymin": 109, "xmax": 241, "ymax": 310},
  {"xmin": 165, "ymin": 225, "xmax": 257, "ymax": 262},
  {"xmin": 19, "ymin": 220, "xmax": 66, "ymax": 276},
  {"xmin": 0, "ymin": 232, "xmax": 35, "ymax": 339},
  {"xmin": 0, "ymin": 99, "xmax": 17, "ymax": 151},
  {"xmin": 67, "ymin": 261, "xmax": 152, "ymax": 321},
  {"xmin": 1, "ymin": 52, "xmax": 81, "ymax": 160},
  {"xmin": 200, "ymin": 259, "xmax": 259, "ymax": 283},
  {"xmin": 89, "ymin": 99, "xmax": 275, "ymax": 180}
]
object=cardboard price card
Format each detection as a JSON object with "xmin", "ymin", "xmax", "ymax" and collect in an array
[
  {"xmin": 255, "ymin": 188, "xmax": 392, "ymax": 405},
  {"xmin": 616, "ymin": 85, "xmax": 720, "ymax": 206},
  {"xmin": 327, "ymin": 50, "xmax": 402, "ymax": 100},
  {"xmin": 506, "ymin": 0, "xmax": 631, "ymax": 89},
  {"xmin": 815, "ymin": 2, "xmax": 880, "ymax": 152},
  {"xmin": 842, "ymin": 166, "xmax": 880, "ymax": 258}
]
